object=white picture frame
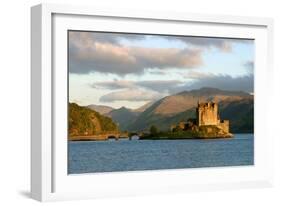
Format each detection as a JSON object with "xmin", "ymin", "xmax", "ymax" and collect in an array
[{"xmin": 31, "ymin": 3, "xmax": 274, "ymax": 202}]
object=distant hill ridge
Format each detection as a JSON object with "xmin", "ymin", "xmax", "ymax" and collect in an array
[
  {"xmin": 86, "ymin": 104, "xmax": 114, "ymax": 114},
  {"xmin": 177, "ymin": 87, "xmax": 250, "ymax": 97},
  {"xmin": 106, "ymin": 107, "xmax": 138, "ymax": 131},
  {"xmin": 84, "ymin": 87, "xmax": 254, "ymax": 133}
]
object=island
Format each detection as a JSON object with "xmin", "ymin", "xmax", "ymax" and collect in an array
[{"xmin": 140, "ymin": 101, "xmax": 233, "ymax": 140}]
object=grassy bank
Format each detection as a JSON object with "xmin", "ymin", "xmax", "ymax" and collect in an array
[{"xmin": 139, "ymin": 128, "xmax": 233, "ymax": 140}]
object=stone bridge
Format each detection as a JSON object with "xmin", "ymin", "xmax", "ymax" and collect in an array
[{"xmin": 69, "ymin": 132, "xmax": 130, "ymax": 141}]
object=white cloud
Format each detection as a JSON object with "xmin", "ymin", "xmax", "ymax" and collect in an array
[
  {"xmin": 92, "ymin": 79, "xmax": 183, "ymax": 92},
  {"xmin": 99, "ymin": 89, "xmax": 165, "ymax": 102},
  {"xmin": 69, "ymin": 31, "xmax": 203, "ymax": 75},
  {"xmin": 183, "ymin": 71, "xmax": 215, "ymax": 79},
  {"xmin": 92, "ymin": 80, "xmax": 135, "ymax": 90}
]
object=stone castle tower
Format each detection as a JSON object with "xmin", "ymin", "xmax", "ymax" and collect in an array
[
  {"xmin": 196, "ymin": 101, "xmax": 229, "ymax": 133},
  {"xmin": 197, "ymin": 102, "xmax": 219, "ymax": 126}
]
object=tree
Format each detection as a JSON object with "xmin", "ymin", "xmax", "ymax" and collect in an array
[
  {"xmin": 150, "ymin": 125, "xmax": 158, "ymax": 136},
  {"xmin": 173, "ymin": 125, "xmax": 182, "ymax": 132}
]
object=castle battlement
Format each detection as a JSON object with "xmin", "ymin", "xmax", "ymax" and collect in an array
[{"xmin": 198, "ymin": 102, "xmax": 217, "ymax": 108}]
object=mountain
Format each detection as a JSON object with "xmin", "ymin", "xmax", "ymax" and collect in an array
[
  {"xmin": 103, "ymin": 101, "xmax": 154, "ymax": 131},
  {"xmin": 128, "ymin": 87, "xmax": 253, "ymax": 133},
  {"xmin": 85, "ymin": 102, "xmax": 155, "ymax": 132},
  {"xmin": 133, "ymin": 101, "xmax": 155, "ymax": 113},
  {"xmin": 219, "ymin": 98, "xmax": 254, "ymax": 133},
  {"xmin": 106, "ymin": 107, "xmax": 138, "ymax": 131},
  {"xmin": 152, "ymin": 87, "xmax": 250, "ymax": 116},
  {"xmin": 87, "ymin": 104, "xmax": 114, "ymax": 114},
  {"xmin": 69, "ymin": 103, "xmax": 118, "ymax": 137}
]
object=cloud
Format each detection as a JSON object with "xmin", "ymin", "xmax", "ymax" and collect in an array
[
  {"xmin": 69, "ymin": 31, "xmax": 253, "ymax": 75},
  {"xmin": 92, "ymin": 80, "xmax": 135, "ymax": 90},
  {"xmin": 146, "ymin": 69, "xmax": 168, "ymax": 75},
  {"xmin": 183, "ymin": 71, "xmax": 215, "ymax": 79},
  {"xmin": 69, "ymin": 31, "xmax": 203, "ymax": 75},
  {"xmin": 158, "ymin": 36, "xmax": 253, "ymax": 52},
  {"xmin": 175, "ymin": 74, "xmax": 254, "ymax": 93},
  {"xmin": 137, "ymin": 80, "xmax": 182, "ymax": 92},
  {"xmin": 69, "ymin": 31, "xmax": 144, "ymax": 46},
  {"xmin": 174, "ymin": 37, "xmax": 232, "ymax": 52},
  {"xmin": 98, "ymin": 74, "xmax": 254, "ymax": 103},
  {"xmin": 99, "ymin": 89, "xmax": 164, "ymax": 102},
  {"xmin": 92, "ymin": 72, "xmax": 253, "ymax": 97},
  {"xmin": 92, "ymin": 79, "xmax": 183, "ymax": 92}
]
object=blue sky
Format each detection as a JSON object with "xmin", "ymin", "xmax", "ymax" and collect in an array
[{"xmin": 69, "ymin": 31, "xmax": 254, "ymax": 109}]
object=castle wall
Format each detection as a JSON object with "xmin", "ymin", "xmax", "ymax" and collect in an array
[{"xmin": 218, "ymin": 120, "xmax": 229, "ymax": 133}]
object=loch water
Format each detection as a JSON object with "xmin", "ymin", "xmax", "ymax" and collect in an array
[{"xmin": 68, "ymin": 133, "xmax": 254, "ymax": 174}]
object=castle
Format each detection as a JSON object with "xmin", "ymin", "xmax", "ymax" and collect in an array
[
  {"xmin": 171, "ymin": 101, "xmax": 232, "ymax": 138},
  {"xmin": 197, "ymin": 102, "xmax": 229, "ymax": 133}
]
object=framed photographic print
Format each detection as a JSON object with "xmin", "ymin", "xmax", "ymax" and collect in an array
[{"xmin": 31, "ymin": 3, "xmax": 274, "ymax": 201}]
